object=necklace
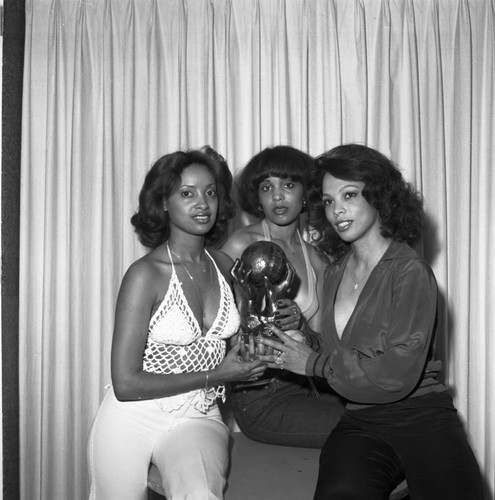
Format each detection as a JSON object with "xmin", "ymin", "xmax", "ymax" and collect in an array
[
  {"xmin": 351, "ymin": 271, "xmax": 370, "ymax": 290},
  {"xmin": 167, "ymin": 243, "xmax": 213, "ymax": 300},
  {"xmin": 349, "ymin": 267, "xmax": 371, "ymax": 291}
]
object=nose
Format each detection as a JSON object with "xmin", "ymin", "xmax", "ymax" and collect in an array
[
  {"xmin": 273, "ymin": 188, "xmax": 284, "ymax": 201},
  {"xmin": 195, "ymin": 193, "xmax": 209, "ymax": 208},
  {"xmin": 333, "ymin": 201, "xmax": 344, "ymax": 217}
]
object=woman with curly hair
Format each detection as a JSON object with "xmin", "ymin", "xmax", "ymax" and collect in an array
[
  {"xmin": 87, "ymin": 149, "xmax": 266, "ymax": 500},
  {"xmin": 221, "ymin": 145, "xmax": 345, "ymax": 449},
  {"xmin": 259, "ymin": 144, "xmax": 484, "ymax": 499}
]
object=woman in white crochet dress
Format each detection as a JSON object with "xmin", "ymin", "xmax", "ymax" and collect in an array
[{"xmin": 87, "ymin": 149, "xmax": 266, "ymax": 500}]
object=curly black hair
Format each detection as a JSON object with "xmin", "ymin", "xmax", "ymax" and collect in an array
[
  {"xmin": 308, "ymin": 144, "xmax": 425, "ymax": 258},
  {"xmin": 235, "ymin": 145, "xmax": 313, "ymax": 218},
  {"xmin": 130, "ymin": 148, "xmax": 234, "ymax": 248}
]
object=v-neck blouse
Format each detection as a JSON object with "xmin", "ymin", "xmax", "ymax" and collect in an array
[{"xmin": 306, "ymin": 240, "xmax": 444, "ymax": 408}]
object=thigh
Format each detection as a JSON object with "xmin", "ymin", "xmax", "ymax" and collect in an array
[
  {"xmin": 153, "ymin": 415, "xmax": 229, "ymax": 500},
  {"xmin": 314, "ymin": 417, "xmax": 403, "ymax": 500},
  {"xmin": 390, "ymin": 395, "xmax": 484, "ymax": 500},
  {"xmin": 231, "ymin": 377, "xmax": 345, "ymax": 448},
  {"xmin": 270, "ymin": 380, "xmax": 345, "ymax": 448},
  {"xmin": 88, "ymin": 391, "xmax": 157, "ymax": 500}
]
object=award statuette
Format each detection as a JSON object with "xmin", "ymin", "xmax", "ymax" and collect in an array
[{"xmin": 231, "ymin": 241, "xmax": 294, "ymax": 353}]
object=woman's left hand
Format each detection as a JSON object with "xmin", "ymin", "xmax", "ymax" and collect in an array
[
  {"xmin": 274, "ymin": 299, "xmax": 301, "ymax": 330},
  {"xmin": 257, "ymin": 325, "xmax": 314, "ymax": 375}
]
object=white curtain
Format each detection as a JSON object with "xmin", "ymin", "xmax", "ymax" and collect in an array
[{"xmin": 20, "ymin": 0, "xmax": 495, "ymax": 498}]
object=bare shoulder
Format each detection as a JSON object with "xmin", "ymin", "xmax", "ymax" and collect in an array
[
  {"xmin": 120, "ymin": 246, "xmax": 171, "ymax": 298},
  {"xmin": 221, "ymin": 222, "xmax": 263, "ymax": 259}
]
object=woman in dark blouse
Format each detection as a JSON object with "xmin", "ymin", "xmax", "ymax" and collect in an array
[{"xmin": 259, "ymin": 144, "xmax": 484, "ymax": 499}]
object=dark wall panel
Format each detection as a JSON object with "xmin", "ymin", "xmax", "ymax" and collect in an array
[{"xmin": 2, "ymin": 1, "xmax": 25, "ymax": 499}]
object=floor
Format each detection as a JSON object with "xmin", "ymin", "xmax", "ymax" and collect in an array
[{"xmin": 148, "ymin": 431, "xmax": 410, "ymax": 500}]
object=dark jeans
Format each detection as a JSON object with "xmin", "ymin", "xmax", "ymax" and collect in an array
[
  {"xmin": 228, "ymin": 372, "xmax": 345, "ymax": 448},
  {"xmin": 314, "ymin": 391, "xmax": 484, "ymax": 500}
]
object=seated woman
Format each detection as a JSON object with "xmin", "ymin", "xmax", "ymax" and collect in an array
[
  {"xmin": 260, "ymin": 144, "xmax": 484, "ymax": 499},
  {"xmin": 221, "ymin": 145, "xmax": 345, "ymax": 449},
  {"xmin": 87, "ymin": 150, "xmax": 266, "ymax": 500}
]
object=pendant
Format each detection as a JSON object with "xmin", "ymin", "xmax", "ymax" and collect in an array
[{"xmin": 353, "ymin": 283, "xmax": 359, "ymax": 290}]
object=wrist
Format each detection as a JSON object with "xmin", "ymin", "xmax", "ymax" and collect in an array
[
  {"xmin": 298, "ymin": 315, "xmax": 308, "ymax": 333},
  {"xmin": 207, "ymin": 368, "xmax": 221, "ymax": 387}
]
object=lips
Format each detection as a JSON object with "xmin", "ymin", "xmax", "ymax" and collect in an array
[
  {"xmin": 272, "ymin": 206, "xmax": 288, "ymax": 216},
  {"xmin": 335, "ymin": 220, "xmax": 352, "ymax": 231},
  {"xmin": 192, "ymin": 213, "xmax": 211, "ymax": 224}
]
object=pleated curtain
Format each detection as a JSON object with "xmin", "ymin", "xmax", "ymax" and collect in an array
[{"xmin": 20, "ymin": 1, "xmax": 495, "ymax": 498}]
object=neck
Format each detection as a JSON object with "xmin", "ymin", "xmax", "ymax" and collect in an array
[
  {"xmin": 264, "ymin": 218, "xmax": 300, "ymax": 243},
  {"xmin": 167, "ymin": 234, "xmax": 206, "ymax": 263},
  {"xmin": 350, "ymin": 236, "xmax": 391, "ymax": 270}
]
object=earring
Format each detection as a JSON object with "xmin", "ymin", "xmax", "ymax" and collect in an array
[{"xmin": 303, "ymin": 199, "xmax": 307, "ymax": 207}]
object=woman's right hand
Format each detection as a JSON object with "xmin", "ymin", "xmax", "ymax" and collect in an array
[
  {"xmin": 212, "ymin": 336, "xmax": 267, "ymax": 383},
  {"xmin": 257, "ymin": 326, "xmax": 313, "ymax": 375}
]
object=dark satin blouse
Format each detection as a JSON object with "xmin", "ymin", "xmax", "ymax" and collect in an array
[{"xmin": 306, "ymin": 240, "xmax": 444, "ymax": 407}]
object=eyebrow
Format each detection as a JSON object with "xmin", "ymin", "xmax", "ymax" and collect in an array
[
  {"xmin": 338, "ymin": 183, "xmax": 361, "ymax": 191},
  {"xmin": 321, "ymin": 182, "xmax": 360, "ymax": 196},
  {"xmin": 178, "ymin": 182, "xmax": 216, "ymax": 188}
]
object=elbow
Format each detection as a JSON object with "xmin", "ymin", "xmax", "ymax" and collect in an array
[
  {"xmin": 111, "ymin": 370, "xmax": 141, "ymax": 401},
  {"xmin": 112, "ymin": 380, "xmax": 134, "ymax": 401}
]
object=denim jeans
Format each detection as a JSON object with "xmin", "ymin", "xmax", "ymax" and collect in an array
[
  {"xmin": 314, "ymin": 391, "xmax": 484, "ymax": 500},
  {"xmin": 228, "ymin": 371, "xmax": 346, "ymax": 448}
]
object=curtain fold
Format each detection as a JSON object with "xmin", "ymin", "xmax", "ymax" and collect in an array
[{"xmin": 20, "ymin": 1, "xmax": 495, "ymax": 498}]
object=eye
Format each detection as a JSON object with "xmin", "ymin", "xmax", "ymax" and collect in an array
[
  {"xmin": 180, "ymin": 190, "xmax": 193, "ymax": 198},
  {"xmin": 284, "ymin": 182, "xmax": 295, "ymax": 190},
  {"xmin": 206, "ymin": 188, "xmax": 217, "ymax": 198},
  {"xmin": 322, "ymin": 198, "xmax": 333, "ymax": 206},
  {"xmin": 259, "ymin": 184, "xmax": 271, "ymax": 193},
  {"xmin": 344, "ymin": 191, "xmax": 358, "ymax": 200}
]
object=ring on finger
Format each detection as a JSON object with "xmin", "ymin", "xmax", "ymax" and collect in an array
[
  {"xmin": 274, "ymin": 352, "xmax": 283, "ymax": 365},
  {"xmin": 292, "ymin": 306, "xmax": 298, "ymax": 315}
]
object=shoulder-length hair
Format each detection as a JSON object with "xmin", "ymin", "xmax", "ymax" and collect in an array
[
  {"xmin": 235, "ymin": 145, "xmax": 313, "ymax": 218},
  {"xmin": 131, "ymin": 149, "xmax": 234, "ymax": 248},
  {"xmin": 308, "ymin": 144, "xmax": 425, "ymax": 258}
]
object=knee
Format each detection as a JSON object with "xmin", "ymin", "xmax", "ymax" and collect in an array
[{"xmin": 164, "ymin": 471, "xmax": 226, "ymax": 500}]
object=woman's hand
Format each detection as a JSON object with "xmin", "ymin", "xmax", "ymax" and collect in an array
[
  {"xmin": 274, "ymin": 299, "xmax": 301, "ymax": 330},
  {"xmin": 257, "ymin": 326, "xmax": 314, "ymax": 375},
  {"xmin": 213, "ymin": 336, "xmax": 267, "ymax": 383}
]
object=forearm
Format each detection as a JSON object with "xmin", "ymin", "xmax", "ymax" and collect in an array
[
  {"xmin": 112, "ymin": 367, "xmax": 223, "ymax": 402},
  {"xmin": 305, "ymin": 350, "xmax": 331, "ymax": 378},
  {"xmin": 305, "ymin": 345, "xmax": 430, "ymax": 404}
]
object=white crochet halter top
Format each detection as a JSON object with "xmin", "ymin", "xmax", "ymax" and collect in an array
[{"xmin": 142, "ymin": 244, "xmax": 241, "ymax": 413}]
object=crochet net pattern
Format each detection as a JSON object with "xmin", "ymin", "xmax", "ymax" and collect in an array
[
  {"xmin": 142, "ymin": 247, "xmax": 240, "ymax": 414},
  {"xmin": 143, "ymin": 337, "xmax": 227, "ymax": 413}
]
